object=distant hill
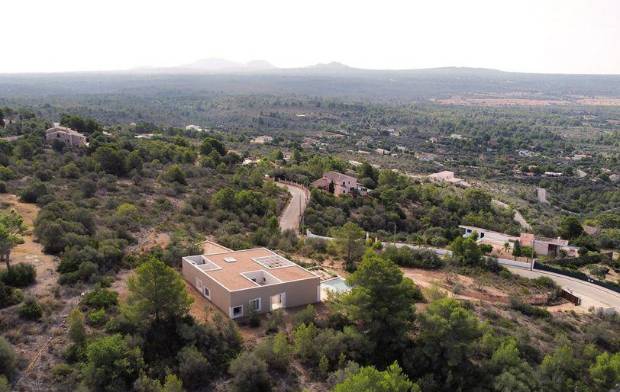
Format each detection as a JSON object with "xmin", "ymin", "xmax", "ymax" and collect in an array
[
  {"xmin": 1, "ymin": 63, "xmax": 620, "ymax": 102},
  {"xmin": 131, "ymin": 58, "xmax": 277, "ymax": 74}
]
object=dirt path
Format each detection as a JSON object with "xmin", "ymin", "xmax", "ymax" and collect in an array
[
  {"xmin": 276, "ymin": 182, "xmax": 310, "ymax": 233},
  {"xmin": 492, "ymin": 199, "xmax": 532, "ymax": 231}
]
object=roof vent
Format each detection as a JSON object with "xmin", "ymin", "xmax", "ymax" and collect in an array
[{"xmin": 224, "ymin": 257, "xmax": 237, "ymax": 263}]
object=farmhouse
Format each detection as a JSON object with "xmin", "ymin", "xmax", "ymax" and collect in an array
[
  {"xmin": 311, "ymin": 171, "xmax": 367, "ymax": 196},
  {"xmin": 182, "ymin": 244, "xmax": 320, "ymax": 319},
  {"xmin": 45, "ymin": 126, "xmax": 88, "ymax": 148}
]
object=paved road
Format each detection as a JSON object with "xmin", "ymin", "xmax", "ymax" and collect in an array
[
  {"xmin": 507, "ymin": 267, "xmax": 620, "ymax": 311},
  {"xmin": 276, "ymin": 182, "xmax": 309, "ymax": 233}
]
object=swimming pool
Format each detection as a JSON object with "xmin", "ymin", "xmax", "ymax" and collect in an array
[{"xmin": 320, "ymin": 277, "xmax": 351, "ymax": 294}]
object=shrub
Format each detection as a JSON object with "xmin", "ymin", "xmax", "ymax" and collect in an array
[
  {"xmin": 60, "ymin": 163, "xmax": 81, "ymax": 179},
  {"xmin": 228, "ymin": 352, "xmax": 271, "ymax": 392},
  {"xmin": 19, "ymin": 181, "xmax": 48, "ymax": 203},
  {"xmin": 0, "ymin": 282, "xmax": 22, "ymax": 308},
  {"xmin": 382, "ymin": 245, "xmax": 443, "ymax": 269},
  {"xmin": 160, "ymin": 165, "xmax": 187, "ymax": 185},
  {"xmin": 177, "ymin": 346, "xmax": 211, "ymax": 390},
  {"xmin": 83, "ymin": 334, "xmax": 143, "ymax": 391},
  {"xmin": 0, "ymin": 167, "xmax": 15, "ymax": 181},
  {"xmin": 18, "ymin": 296, "xmax": 43, "ymax": 320},
  {"xmin": 0, "ymin": 337, "xmax": 17, "ymax": 381},
  {"xmin": 86, "ymin": 308, "xmax": 107, "ymax": 327},
  {"xmin": 79, "ymin": 179, "xmax": 97, "ymax": 198},
  {"xmin": 293, "ymin": 304, "xmax": 317, "ymax": 327},
  {"xmin": 0, "ymin": 263, "xmax": 36, "ymax": 287},
  {"xmin": 81, "ymin": 287, "xmax": 119, "ymax": 309},
  {"xmin": 255, "ymin": 332, "xmax": 292, "ymax": 372},
  {"xmin": 0, "ymin": 182, "xmax": 6, "ymax": 193},
  {"xmin": 509, "ymin": 298, "xmax": 550, "ymax": 319}
]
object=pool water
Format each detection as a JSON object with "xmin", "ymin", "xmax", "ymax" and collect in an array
[{"xmin": 320, "ymin": 277, "xmax": 351, "ymax": 293}]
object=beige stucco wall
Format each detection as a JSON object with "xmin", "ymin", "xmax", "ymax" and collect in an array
[
  {"xmin": 182, "ymin": 258, "xmax": 231, "ymax": 314},
  {"xmin": 229, "ymin": 276, "xmax": 320, "ymax": 317}
]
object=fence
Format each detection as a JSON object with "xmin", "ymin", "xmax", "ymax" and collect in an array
[
  {"xmin": 560, "ymin": 289, "xmax": 582, "ymax": 306},
  {"xmin": 306, "ymin": 230, "xmax": 333, "ymax": 242},
  {"xmin": 496, "ymin": 258, "xmax": 531, "ymax": 270}
]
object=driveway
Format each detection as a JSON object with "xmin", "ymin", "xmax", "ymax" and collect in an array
[{"xmin": 276, "ymin": 182, "xmax": 309, "ymax": 233}]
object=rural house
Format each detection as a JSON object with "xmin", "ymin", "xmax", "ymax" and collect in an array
[
  {"xmin": 45, "ymin": 126, "xmax": 88, "ymax": 148},
  {"xmin": 428, "ymin": 170, "xmax": 471, "ymax": 187},
  {"xmin": 182, "ymin": 243, "xmax": 320, "ymax": 319},
  {"xmin": 311, "ymin": 171, "xmax": 367, "ymax": 196},
  {"xmin": 460, "ymin": 225, "xmax": 580, "ymax": 257}
]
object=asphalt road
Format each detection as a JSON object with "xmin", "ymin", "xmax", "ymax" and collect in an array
[
  {"xmin": 506, "ymin": 267, "xmax": 620, "ymax": 311},
  {"xmin": 276, "ymin": 182, "xmax": 309, "ymax": 233}
]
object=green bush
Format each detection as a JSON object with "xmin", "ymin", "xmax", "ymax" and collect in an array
[
  {"xmin": 0, "ymin": 282, "xmax": 22, "ymax": 309},
  {"xmin": 86, "ymin": 308, "xmax": 107, "ymax": 327},
  {"xmin": 81, "ymin": 287, "xmax": 119, "ymax": 309},
  {"xmin": 19, "ymin": 181, "xmax": 48, "ymax": 203},
  {"xmin": 228, "ymin": 352, "xmax": 271, "ymax": 392},
  {"xmin": 382, "ymin": 245, "xmax": 443, "ymax": 269},
  {"xmin": 0, "ymin": 263, "xmax": 36, "ymax": 287},
  {"xmin": 509, "ymin": 298, "xmax": 550, "ymax": 319},
  {"xmin": 177, "ymin": 346, "xmax": 211, "ymax": 390},
  {"xmin": 18, "ymin": 296, "xmax": 43, "ymax": 320},
  {"xmin": 293, "ymin": 304, "xmax": 317, "ymax": 327},
  {"xmin": 0, "ymin": 337, "xmax": 17, "ymax": 381}
]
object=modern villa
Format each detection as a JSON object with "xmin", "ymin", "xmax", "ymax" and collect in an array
[{"xmin": 182, "ymin": 243, "xmax": 321, "ymax": 319}]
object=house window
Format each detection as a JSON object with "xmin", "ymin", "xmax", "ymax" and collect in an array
[
  {"xmin": 203, "ymin": 286, "xmax": 210, "ymax": 299},
  {"xmin": 231, "ymin": 305, "xmax": 243, "ymax": 318},
  {"xmin": 249, "ymin": 298, "xmax": 261, "ymax": 312}
]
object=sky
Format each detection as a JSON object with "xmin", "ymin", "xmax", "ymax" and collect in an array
[{"xmin": 3, "ymin": 0, "xmax": 619, "ymax": 74}]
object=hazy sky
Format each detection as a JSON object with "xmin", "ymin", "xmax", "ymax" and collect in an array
[{"xmin": 3, "ymin": 0, "xmax": 619, "ymax": 74}]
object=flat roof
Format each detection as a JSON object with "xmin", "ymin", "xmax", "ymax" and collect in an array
[{"xmin": 186, "ymin": 248, "xmax": 318, "ymax": 291}]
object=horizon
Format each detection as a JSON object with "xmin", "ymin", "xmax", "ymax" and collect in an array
[
  {"xmin": 3, "ymin": 0, "xmax": 619, "ymax": 75},
  {"xmin": 2, "ymin": 59, "xmax": 620, "ymax": 77}
]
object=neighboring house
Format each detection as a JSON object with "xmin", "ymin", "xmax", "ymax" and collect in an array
[
  {"xmin": 311, "ymin": 171, "xmax": 367, "ymax": 196},
  {"xmin": 460, "ymin": 225, "xmax": 519, "ymax": 249},
  {"xmin": 519, "ymin": 233, "xmax": 580, "ymax": 257},
  {"xmin": 428, "ymin": 171, "xmax": 471, "ymax": 187},
  {"xmin": 185, "ymin": 124, "xmax": 204, "ymax": 132},
  {"xmin": 45, "ymin": 126, "xmax": 88, "ymax": 148},
  {"xmin": 182, "ymin": 244, "xmax": 320, "ymax": 319},
  {"xmin": 250, "ymin": 135, "xmax": 273, "ymax": 144},
  {"xmin": 460, "ymin": 225, "xmax": 579, "ymax": 257}
]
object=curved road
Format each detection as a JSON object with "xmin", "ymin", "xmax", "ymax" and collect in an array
[{"xmin": 276, "ymin": 182, "xmax": 310, "ymax": 233}]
